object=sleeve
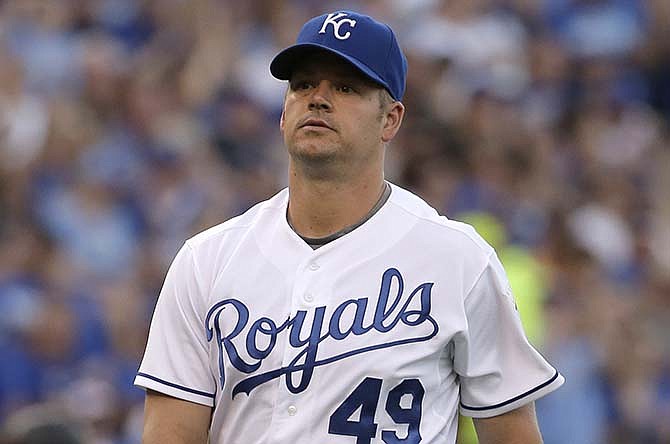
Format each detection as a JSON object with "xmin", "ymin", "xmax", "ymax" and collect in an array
[
  {"xmin": 454, "ymin": 252, "xmax": 564, "ymax": 418},
  {"xmin": 134, "ymin": 242, "xmax": 216, "ymax": 406}
]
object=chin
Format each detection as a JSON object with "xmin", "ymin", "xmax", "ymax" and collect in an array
[
  {"xmin": 292, "ymin": 151, "xmax": 340, "ymax": 168},
  {"xmin": 289, "ymin": 140, "xmax": 341, "ymax": 163}
]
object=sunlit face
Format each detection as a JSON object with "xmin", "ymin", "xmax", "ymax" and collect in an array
[{"xmin": 280, "ymin": 52, "xmax": 395, "ymax": 176}]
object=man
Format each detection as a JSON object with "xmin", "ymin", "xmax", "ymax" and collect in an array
[{"xmin": 135, "ymin": 11, "xmax": 564, "ymax": 444}]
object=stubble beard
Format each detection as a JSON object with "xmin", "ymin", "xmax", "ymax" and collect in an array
[{"xmin": 287, "ymin": 136, "xmax": 353, "ymax": 181}]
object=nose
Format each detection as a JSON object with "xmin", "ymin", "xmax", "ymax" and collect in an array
[{"xmin": 308, "ymin": 81, "xmax": 332, "ymax": 111}]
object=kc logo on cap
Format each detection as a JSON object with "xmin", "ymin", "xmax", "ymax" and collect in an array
[
  {"xmin": 270, "ymin": 10, "xmax": 408, "ymax": 100},
  {"xmin": 319, "ymin": 12, "xmax": 357, "ymax": 40}
]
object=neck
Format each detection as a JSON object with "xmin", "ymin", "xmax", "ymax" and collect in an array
[{"xmin": 287, "ymin": 161, "xmax": 385, "ymax": 238}]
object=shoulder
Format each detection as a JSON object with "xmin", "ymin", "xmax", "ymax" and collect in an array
[
  {"xmin": 185, "ymin": 188, "xmax": 288, "ymax": 253},
  {"xmin": 387, "ymin": 182, "xmax": 494, "ymax": 258}
]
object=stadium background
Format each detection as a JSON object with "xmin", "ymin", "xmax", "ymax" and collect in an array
[{"xmin": 0, "ymin": 0, "xmax": 668, "ymax": 443}]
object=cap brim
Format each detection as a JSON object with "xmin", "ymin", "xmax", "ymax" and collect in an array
[{"xmin": 270, "ymin": 44, "xmax": 388, "ymax": 92}]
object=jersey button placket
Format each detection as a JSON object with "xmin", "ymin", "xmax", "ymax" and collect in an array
[
  {"xmin": 302, "ymin": 259, "xmax": 321, "ymax": 305},
  {"xmin": 272, "ymin": 257, "xmax": 322, "ymax": 432}
]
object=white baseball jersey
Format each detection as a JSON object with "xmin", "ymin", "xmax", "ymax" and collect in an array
[{"xmin": 135, "ymin": 183, "xmax": 564, "ymax": 443}]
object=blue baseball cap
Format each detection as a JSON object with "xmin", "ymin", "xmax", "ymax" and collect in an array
[{"xmin": 270, "ymin": 11, "xmax": 407, "ymax": 101}]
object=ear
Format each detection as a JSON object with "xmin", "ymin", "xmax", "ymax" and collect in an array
[
  {"xmin": 280, "ymin": 106, "xmax": 285, "ymax": 133},
  {"xmin": 280, "ymin": 87, "xmax": 289, "ymax": 133},
  {"xmin": 381, "ymin": 101, "xmax": 405, "ymax": 143}
]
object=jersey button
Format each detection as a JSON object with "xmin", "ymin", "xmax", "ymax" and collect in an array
[
  {"xmin": 308, "ymin": 262, "xmax": 320, "ymax": 271},
  {"xmin": 287, "ymin": 405, "xmax": 297, "ymax": 416},
  {"xmin": 304, "ymin": 293, "xmax": 314, "ymax": 302}
]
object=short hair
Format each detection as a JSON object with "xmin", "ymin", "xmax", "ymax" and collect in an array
[
  {"xmin": 377, "ymin": 89, "xmax": 396, "ymax": 123},
  {"xmin": 378, "ymin": 89, "xmax": 395, "ymax": 110}
]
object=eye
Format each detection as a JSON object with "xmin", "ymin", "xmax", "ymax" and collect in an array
[
  {"xmin": 338, "ymin": 85, "xmax": 354, "ymax": 94},
  {"xmin": 291, "ymin": 80, "xmax": 312, "ymax": 91}
]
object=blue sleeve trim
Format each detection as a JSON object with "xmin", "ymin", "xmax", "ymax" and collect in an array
[
  {"xmin": 460, "ymin": 370, "xmax": 559, "ymax": 411},
  {"xmin": 136, "ymin": 372, "xmax": 215, "ymax": 399}
]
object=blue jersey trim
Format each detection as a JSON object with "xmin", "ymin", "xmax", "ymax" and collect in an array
[
  {"xmin": 460, "ymin": 370, "xmax": 560, "ymax": 411},
  {"xmin": 137, "ymin": 372, "xmax": 215, "ymax": 399}
]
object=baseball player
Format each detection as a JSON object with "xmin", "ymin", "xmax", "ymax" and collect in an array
[{"xmin": 135, "ymin": 11, "xmax": 564, "ymax": 444}]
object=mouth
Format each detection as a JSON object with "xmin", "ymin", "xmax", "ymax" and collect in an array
[{"xmin": 299, "ymin": 118, "xmax": 334, "ymax": 131}]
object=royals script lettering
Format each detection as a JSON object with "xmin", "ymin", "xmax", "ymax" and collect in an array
[{"xmin": 205, "ymin": 268, "xmax": 438, "ymax": 398}]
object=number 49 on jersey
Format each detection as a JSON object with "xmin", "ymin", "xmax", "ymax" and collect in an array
[{"xmin": 328, "ymin": 377, "xmax": 425, "ymax": 443}]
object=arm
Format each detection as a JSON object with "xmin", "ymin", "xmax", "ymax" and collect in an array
[
  {"xmin": 472, "ymin": 402, "xmax": 543, "ymax": 444},
  {"xmin": 142, "ymin": 390, "xmax": 212, "ymax": 444}
]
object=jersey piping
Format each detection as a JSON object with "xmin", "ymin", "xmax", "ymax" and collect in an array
[
  {"xmin": 460, "ymin": 370, "xmax": 560, "ymax": 411},
  {"xmin": 136, "ymin": 372, "xmax": 216, "ymax": 398}
]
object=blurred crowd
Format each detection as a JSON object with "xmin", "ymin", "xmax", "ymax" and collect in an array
[{"xmin": 0, "ymin": 0, "xmax": 668, "ymax": 443}]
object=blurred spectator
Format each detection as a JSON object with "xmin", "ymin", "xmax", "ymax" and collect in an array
[
  {"xmin": 0, "ymin": 404, "xmax": 83, "ymax": 444},
  {"xmin": 543, "ymin": 0, "xmax": 646, "ymax": 59}
]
